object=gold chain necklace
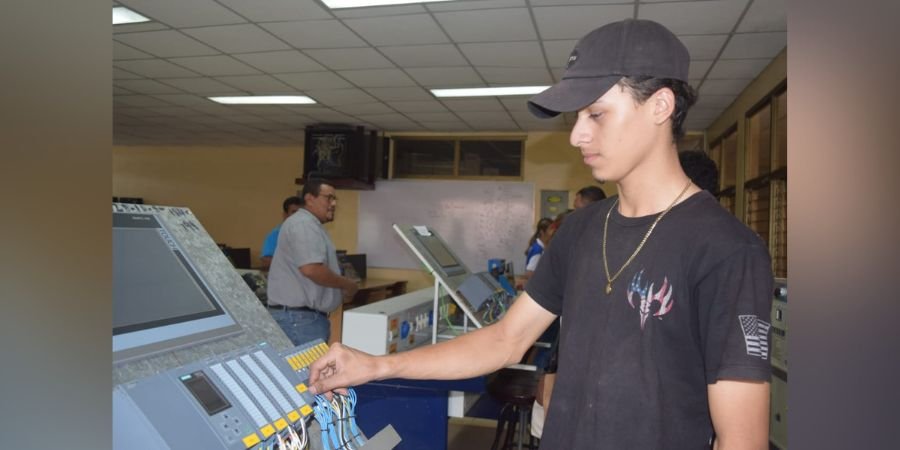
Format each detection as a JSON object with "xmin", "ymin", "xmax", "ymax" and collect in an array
[{"xmin": 602, "ymin": 180, "xmax": 692, "ymax": 295}]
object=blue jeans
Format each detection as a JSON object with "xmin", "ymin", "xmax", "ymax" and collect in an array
[{"xmin": 270, "ymin": 308, "xmax": 331, "ymax": 346}]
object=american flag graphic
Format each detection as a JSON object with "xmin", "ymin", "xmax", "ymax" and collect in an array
[{"xmin": 739, "ymin": 315, "xmax": 770, "ymax": 359}]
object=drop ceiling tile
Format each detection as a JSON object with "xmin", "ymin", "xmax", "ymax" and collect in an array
[
  {"xmin": 441, "ymin": 98, "xmax": 505, "ymax": 112},
  {"xmin": 275, "ymin": 72, "xmax": 353, "ymax": 90},
  {"xmin": 694, "ymin": 94, "xmax": 735, "ymax": 110},
  {"xmin": 302, "ymin": 110, "xmax": 360, "ymax": 123},
  {"xmin": 115, "ymin": 79, "xmax": 184, "ymax": 94},
  {"xmin": 117, "ymin": 0, "xmax": 246, "ymax": 27},
  {"xmin": 113, "ymin": 42, "xmax": 153, "ymax": 60},
  {"xmin": 408, "ymin": 112, "xmax": 459, "ymax": 121},
  {"xmin": 385, "ymin": 101, "xmax": 448, "ymax": 113},
  {"xmin": 168, "ymin": 55, "xmax": 262, "ymax": 76},
  {"xmin": 190, "ymin": 102, "xmax": 247, "ymax": 115},
  {"xmin": 113, "ymin": 86, "xmax": 135, "ymax": 95},
  {"xmin": 639, "ymin": 1, "xmax": 747, "ymax": 35},
  {"xmin": 216, "ymin": 0, "xmax": 332, "ymax": 22},
  {"xmin": 533, "ymin": 5, "xmax": 634, "ymax": 40},
  {"xmin": 114, "ymin": 67, "xmax": 145, "ymax": 80},
  {"xmin": 467, "ymin": 120, "xmax": 520, "ymax": 131},
  {"xmin": 542, "ymin": 40, "xmax": 578, "ymax": 67},
  {"xmin": 334, "ymin": 103, "xmax": 396, "ymax": 115},
  {"xmin": 344, "ymin": 15, "xmax": 448, "ymax": 46},
  {"xmin": 406, "ymin": 67, "xmax": 483, "ymax": 86},
  {"xmin": 379, "ymin": 44, "xmax": 468, "ymax": 67},
  {"xmin": 214, "ymin": 75, "xmax": 295, "ymax": 93},
  {"xmin": 114, "ymin": 30, "xmax": 219, "ymax": 57},
  {"xmin": 435, "ymin": 8, "xmax": 537, "ymax": 43},
  {"xmin": 145, "ymin": 106, "xmax": 200, "ymax": 116},
  {"xmin": 419, "ymin": 121, "xmax": 471, "ymax": 131},
  {"xmin": 738, "ymin": 0, "xmax": 786, "ymax": 32},
  {"xmin": 304, "ymin": 48, "xmax": 395, "ymax": 70},
  {"xmin": 721, "ymin": 32, "xmax": 786, "ymax": 59},
  {"xmin": 261, "ymin": 20, "xmax": 366, "ymax": 49},
  {"xmin": 458, "ymin": 111, "xmax": 513, "ymax": 123},
  {"xmin": 115, "ymin": 59, "xmax": 199, "ymax": 78},
  {"xmin": 706, "ymin": 58, "xmax": 771, "ymax": 79},
  {"xmin": 305, "ymin": 88, "xmax": 378, "ymax": 106},
  {"xmin": 426, "ymin": 0, "xmax": 524, "ymax": 12},
  {"xmin": 114, "ymin": 95, "xmax": 174, "ymax": 107},
  {"xmin": 160, "ymin": 77, "xmax": 242, "ymax": 94},
  {"xmin": 182, "ymin": 24, "xmax": 291, "ymax": 53},
  {"xmin": 336, "ymin": 69, "xmax": 417, "ymax": 88},
  {"xmin": 477, "ymin": 67, "xmax": 553, "ymax": 84},
  {"xmin": 459, "ymin": 42, "xmax": 545, "ymax": 67},
  {"xmin": 499, "ymin": 97, "xmax": 533, "ymax": 112},
  {"xmin": 679, "ymin": 34, "xmax": 729, "ymax": 60},
  {"xmin": 699, "ymin": 78, "xmax": 752, "ymax": 96},
  {"xmin": 531, "ymin": 0, "xmax": 628, "ymax": 4},
  {"xmin": 114, "ymin": 106, "xmax": 168, "ymax": 117},
  {"xmin": 234, "ymin": 51, "xmax": 325, "ymax": 73},
  {"xmin": 689, "ymin": 60, "xmax": 714, "ymax": 79},
  {"xmin": 366, "ymin": 87, "xmax": 433, "ymax": 101}
]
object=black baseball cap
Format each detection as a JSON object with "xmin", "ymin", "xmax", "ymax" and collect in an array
[{"xmin": 528, "ymin": 19, "xmax": 690, "ymax": 118}]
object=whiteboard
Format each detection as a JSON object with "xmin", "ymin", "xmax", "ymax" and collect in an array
[{"xmin": 358, "ymin": 179, "xmax": 535, "ymax": 275}]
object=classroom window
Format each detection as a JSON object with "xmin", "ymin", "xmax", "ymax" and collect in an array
[
  {"xmin": 743, "ymin": 84, "xmax": 787, "ymax": 278},
  {"xmin": 392, "ymin": 137, "xmax": 524, "ymax": 179}
]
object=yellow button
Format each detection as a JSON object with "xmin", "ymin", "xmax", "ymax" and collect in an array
[
  {"xmin": 300, "ymin": 404, "xmax": 313, "ymax": 416},
  {"xmin": 260, "ymin": 424, "xmax": 275, "ymax": 438},
  {"xmin": 288, "ymin": 357, "xmax": 298, "ymax": 371},
  {"xmin": 275, "ymin": 418, "xmax": 288, "ymax": 431},
  {"xmin": 242, "ymin": 433, "xmax": 261, "ymax": 448},
  {"xmin": 287, "ymin": 410, "xmax": 301, "ymax": 423},
  {"xmin": 293, "ymin": 355, "xmax": 303, "ymax": 369},
  {"xmin": 296, "ymin": 383, "xmax": 308, "ymax": 393}
]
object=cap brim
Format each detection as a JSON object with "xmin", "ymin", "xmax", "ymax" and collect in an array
[{"xmin": 527, "ymin": 75, "xmax": 621, "ymax": 118}]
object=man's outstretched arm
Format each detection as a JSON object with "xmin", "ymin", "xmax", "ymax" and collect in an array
[
  {"xmin": 709, "ymin": 379, "xmax": 770, "ymax": 450},
  {"xmin": 308, "ymin": 292, "xmax": 557, "ymax": 395}
]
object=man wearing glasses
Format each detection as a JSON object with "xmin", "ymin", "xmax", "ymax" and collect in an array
[{"xmin": 266, "ymin": 178, "xmax": 359, "ymax": 345}]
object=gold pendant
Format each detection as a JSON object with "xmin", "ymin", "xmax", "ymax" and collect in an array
[{"xmin": 605, "ymin": 283, "xmax": 612, "ymax": 295}]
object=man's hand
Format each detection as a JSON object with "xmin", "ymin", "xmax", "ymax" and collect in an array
[{"xmin": 309, "ymin": 343, "xmax": 382, "ymax": 399}]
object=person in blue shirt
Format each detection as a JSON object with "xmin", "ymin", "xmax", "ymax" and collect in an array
[
  {"xmin": 260, "ymin": 196, "xmax": 302, "ymax": 271},
  {"xmin": 524, "ymin": 217, "xmax": 554, "ymax": 279}
]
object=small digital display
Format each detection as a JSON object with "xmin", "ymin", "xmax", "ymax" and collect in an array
[
  {"xmin": 417, "ymin": 235, "xmax": 460, "ymax": 269},
  {"xmin": 182, "ymin": 371, "xmax": 230, "ymax": 416}
]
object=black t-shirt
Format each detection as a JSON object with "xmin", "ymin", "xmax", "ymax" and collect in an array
[{"xmin": 526, "ymin": 191, "xmax": 773, "ymax": 450}]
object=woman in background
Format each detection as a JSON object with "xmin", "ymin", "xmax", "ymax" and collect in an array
[{"xmin": 524, "ymin": 218, "xmax": 554, "ymax": 280}]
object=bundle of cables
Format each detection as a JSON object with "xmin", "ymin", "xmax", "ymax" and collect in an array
[
  {"xmin": 264, "ymin": 413, "xmax": 309, "ymax": 450},
  {"xmin": 313, "ymin": 388, "xmax": 367, "ymax": 450}
]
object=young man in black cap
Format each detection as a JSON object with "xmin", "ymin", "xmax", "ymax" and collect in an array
[{"xmin": 308, "ymin": 19, "xmax": 773, "ymax": 450}]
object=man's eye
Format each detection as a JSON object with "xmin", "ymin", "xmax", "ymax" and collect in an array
[{"xmin": 589, "ymin": 112, "xmax": 602, "ymax": 119}]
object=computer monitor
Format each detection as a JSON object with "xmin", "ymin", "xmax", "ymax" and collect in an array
[
  {"xmin": 413, "ymin": 233, "xmax": 467, "ymax": 278},
  {"xmin": 113, "ymin": 210, "xmax": 242, "ymax": 363}
]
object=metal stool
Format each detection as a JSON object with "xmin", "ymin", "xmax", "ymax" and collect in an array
[{"xmin": 486, "ymin": 368, "xmax": 540, "ymax": 450}]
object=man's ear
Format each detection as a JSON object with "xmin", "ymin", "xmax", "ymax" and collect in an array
[{"xmin": 651, "ymin": 87, "xmax": 676, "ymax": 125}]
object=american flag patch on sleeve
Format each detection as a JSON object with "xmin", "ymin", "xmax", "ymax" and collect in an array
[{"xmin": 739, "ymin": 315, "xmax": 770, "ymax": 359}]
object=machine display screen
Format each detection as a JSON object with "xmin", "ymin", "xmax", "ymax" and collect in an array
[
  {"xmin": 113, "ymin": 213, "xmax": 222, "ymax": 335},
  {"xmin": 181, "ymin": 371, "xmax": 231, "ymax": 416},
  {"xmin": 416, "ymin": 234, "xmax": 462, "ymax": 270},
  {"xmin": 113, "ymin": 210, "xmax": 241, "ymax": 363}
]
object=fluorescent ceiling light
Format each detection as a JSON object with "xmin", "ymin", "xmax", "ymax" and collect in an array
[
  {"xmin": 208, "ymin": 96, "xmax": 317, "ymax": 105},
  {"xmin": 112, "ymin": 6, "xmax": 150, "ymax": 25},
  {"xmin": 322, "ymin": 0, "xmax": 455, "ymax": 9},
  {"xmin": 430, "ymin": 86, "xmax": 550, "ymax": 98}
]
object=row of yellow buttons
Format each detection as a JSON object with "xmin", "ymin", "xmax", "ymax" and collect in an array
[
  {"xmin": 285, "ymin": 342, "xmax": 329, "ymax": 371},
  {"xmin": 240, "ymin": 405, "xmax": 314, "ymax": 448}
]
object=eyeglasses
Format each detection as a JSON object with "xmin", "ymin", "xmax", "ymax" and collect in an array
[{"xmin": 320, "ymin": 194, "xmax": 337, "ymax": 203}]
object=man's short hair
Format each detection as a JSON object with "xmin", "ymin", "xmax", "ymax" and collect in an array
[
  {"xmin": 617, "ymin": 77, "xmax": 697, "ymax": 141},
  {"xmin": 299, "ymin": 178, "xmax": 332, "ymax": 206},
  {"xmin": 678, "ymin": 150, "xmax": 719, "ymax": 194},
  {"xmin": 576, "ymin": 186, "xmax": 607, "ymax": 203},
  {"xmin": 282, "ymin": 196, "xmax": 302, "ymax": 213}
]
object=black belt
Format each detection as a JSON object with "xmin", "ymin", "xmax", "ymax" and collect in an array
[{"xmin": 267, "ymin": 304, "xmax": 327, "ymax": 317}]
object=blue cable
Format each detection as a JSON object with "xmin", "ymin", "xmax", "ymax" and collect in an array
[
  {"xmin": 316, "ymin": 395, "xmax": 343, "ymax": 450},
  {"xmin": 346, "ymin": 389, "xmax": 367, "ymax": 447},
  {"xmin": 312, "ymin": 400, "xmax": 333, "ymax": 450}
]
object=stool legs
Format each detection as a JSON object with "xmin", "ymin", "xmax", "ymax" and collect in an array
[{"xmin": 490, "ymin": 403, "xmax": 537, "ymax": 450}]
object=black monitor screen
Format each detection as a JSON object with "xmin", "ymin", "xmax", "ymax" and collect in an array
[{"xmin": 181, "ymin": 371, "xmax": 231, "ymax": 416}]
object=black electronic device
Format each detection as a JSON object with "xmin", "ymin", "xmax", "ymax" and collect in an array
[{"xmin": 303, "ymin": 124, "xmax": 383, "ymax": 190}]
